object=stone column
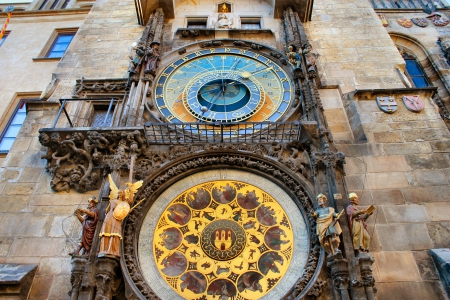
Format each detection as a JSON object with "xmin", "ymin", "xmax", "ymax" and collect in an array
[
  {"xmin": 94, "ymin": 255, "xmax": 120, "ymax": 300},
  {"xmin": 351, "ymin": 252, "xmax": 376, "ymax": 300},
  {"xmin": 327, "ymin": 252, "xmax": 350, "ymax": 300},
  {"xmin": 69, "ymin": 256, "xmax": 88, "ymax": 300}
]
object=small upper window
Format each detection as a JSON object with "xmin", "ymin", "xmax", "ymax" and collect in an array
[
  {"xmin": 46, "ymin": 33, "xmax": 74, "ymax": 58},
  {"xmin": 403, "ymin": 53, "xmax": 430, "ymax": 88},
  {"xmin": 187, "ymin": 18, "xmax": 208, "ymax": 29},
  {"xmin": 240, "ymin": 18, "xmax": 261, "ymax": 29},
  {"xmin": 0, "ymin": 101, "xmax": 26, "ymax": 153},
  {"xmin": 218, "ymin": 2, "xmax": 231, "ymax": 13}
]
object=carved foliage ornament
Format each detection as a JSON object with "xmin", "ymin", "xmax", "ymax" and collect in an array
[{"xmin": 122, "ymin": 153, "xmax": 323, "ymax": 299}]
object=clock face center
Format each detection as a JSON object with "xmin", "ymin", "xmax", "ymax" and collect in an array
[{"xmin": 198, "ymin": 79, "xmax": 248, "ymax": 106}]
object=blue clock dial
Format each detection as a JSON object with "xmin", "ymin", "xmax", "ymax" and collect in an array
[{"xmin": 155, "ymin": 48, "xmax": 293, "ymax": 126}]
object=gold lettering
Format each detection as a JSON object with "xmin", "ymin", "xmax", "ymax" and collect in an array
[
  {"xmin": 195, "ymin": 51, "xmax": 202, "ymax": 56},
  {"xmin": 224, "ymin": 48, "xmax": 231, "ymax": 52},
  {"xmin": 239, "ymin": 49, "xmax": 246, "ymax": 54},
  {"xmin": 182, "ymin": 56, "xmax": 189, "ymax": 61},
  {"xmin": 210, "ymin": 48, "xmax": 216, "ymax": 53},
  {"xmin": 158, "ymin": 105, "xmax": 167, "ymax": 109},
  {"xmin": 167, "ymin": 115, "xmax": 175, "ymax": 121}
]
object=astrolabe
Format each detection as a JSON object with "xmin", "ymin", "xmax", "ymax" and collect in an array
[{"xmin": 113, "ymin": 201, "xmax": 130, "ymax": 220}]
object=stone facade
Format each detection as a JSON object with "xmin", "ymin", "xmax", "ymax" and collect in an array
[{"xmin": 0, "ymin": 0, "xmax": 450, "ymax": 298}]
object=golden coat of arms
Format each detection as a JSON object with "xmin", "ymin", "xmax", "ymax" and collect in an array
[{"xmin": 397, "ymin": 18, "xmax": 413, "ymax": 28}]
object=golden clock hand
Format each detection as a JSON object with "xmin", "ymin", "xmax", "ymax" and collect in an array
[{"xmin": 241, "ymin": 66, "xmax": 273, "ymax": 79}]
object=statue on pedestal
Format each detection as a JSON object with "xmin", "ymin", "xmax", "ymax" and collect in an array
[
  {"xmin": 346, "ymin": 193, "xmax": 375, "ymax": 255},
  {"xmin": 144, "ymin": 41, "xmax": 160, "ymax": 75},
  {"xmin": 98, "ymin": 175, "xmax": 143, "ymax": 257},
  {"xmin": 311, "ymin": 194, "xmax": 343, "ymax": 256},
  {"xmin": 71, "ymin": 196, "xmax": 99, "ymax": 256}
]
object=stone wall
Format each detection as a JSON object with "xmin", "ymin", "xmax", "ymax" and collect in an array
[{"xmin": 305, "ymin": 0, "xmax": 406, "ymax": 92}]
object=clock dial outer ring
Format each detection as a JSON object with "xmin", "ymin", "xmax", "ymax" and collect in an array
[
  {"xmin": 138, "ymin": 169, "xmax": 310, "ymax": 300},
  {"xmin": 154, "ymin": 47, "xmax": 293, "ymax": 125},
  {"xmin": 183, "ymin": 70, "xmax": 264, "ymax": 122}
]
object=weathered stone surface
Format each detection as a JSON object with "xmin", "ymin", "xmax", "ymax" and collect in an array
[
  {"xmin": 363, "ymin": 156, "xmax": 410, "ymax": 173},
  {"xmin": 406, "ymin": 170, "xmax": 449, "ymax": 187},
  {"xmin": 28, "ymin": 275, "xmax": 53, "ymax": 300},
  {"xmin": 0, "ymin": 214, "xmax": 52, "ymax": 237},
  {"xmin": 376, "ymin": 223, "xmax": 433, "ymax": 251},
  {"xmin": 344, "ymin": 174, "xmax": 365, "ymax": 190},
  {"xmin": 37, "ymin": 257, "xmax": 71, "ymax": 276},
  {"xmin": 412, "ymin": 250, "xmax": 440, "ymax": 281},
  {"xmin": 371, "ymin": 189, "xmax": 406, "ymax": 205},
  {"xmin": 48, "ymin": 275, "xmax": 71, "ymax": 300},
  {"xmin": 9, "ymin": 238, "xmax": 66, "ymax": 257},
  {"xmin": 18, "ymin": 168, "xmax": 43, "ymax": 183},
  {"xmin": 427, "ymin": 222, "xmax": 450, "ymax": 249},
  {"xmin": 0, "ymin": 238, "xmax": 13, "ymax": 257},
  {"xmin": 375, "ymin": 282, "xmax": 446, "ymax": 300},
  {"xmin": 383, "ymin": 142, "xmax": 432, "ymax": 155},
  {"xmin": 389, "ymin": 121, "xmax": 427, "ymax": 130},
  {"xmin": 335, "ymin": 143, "xmax": 383, "ymax": 157},
  {"xmin": 425, "ymin": 203, "xmax": 450, "ymax": 222},
  {"xmin": 383, "ymin": 204, "xmax": 430, "ymax": 223},
  {"xmin": 430, "ymin": 140, "xmax": 450, "ymax": 152},
  {"xmin": 0, "ymin": 195, "xmax": 29, "ymax": 213},
  {"xmin": 373, "ymin": 251, "xmax": 421, "ymax": 282},
  {"xmin": 402, "ymin": 186, "xmax": 450, "ymax": 203},
  {"xmin": 402, "ymin": 129, "xmax": 450, "ymax": 141},
  {"xmin": 9, "ymin": 137, "xmax": 32, "ymax": 152},
  {"xmin": 405, "ymin": 154, "xmax": 450, "ymax": 170},
  {"xmin": 373, "ymin": 131, "xmax": 404, "ymax": 143},
  {"xmin": 0, "ymin": 168, "xmax": 22, "ymax": 182},
  {"xmin": 3, "ymin": 183, "xmax": 36, "ymax": 195},
  {"xmin": 366, "ymin": 172, "xmax": 409, "ymax": 190},
  {"xmin": 30, "ymin": 194, "xmax": 94, "ymax": 206}
]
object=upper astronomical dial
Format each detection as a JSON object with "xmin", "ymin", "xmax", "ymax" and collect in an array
[{"xmin": 155, "ymin": 48, "xmax": 293, "ymax": 124}]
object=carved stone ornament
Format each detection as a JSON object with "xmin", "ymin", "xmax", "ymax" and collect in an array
[
  {"xmin": 402, "ymin": 95, "xmax": 424, "ymax": 112},
  {"xmin": 72, "ymin": 78, "xmax": 128, "ymax": 98},
  {"xmin": 411, "ymin": 17, "xmax": 428, "ymax": 27},
  {"xmin": 377, "ymin": 13, "xmax": 388, "ymax": 27},
  {"xmin": 427, "ymin": 12, "xmax": 450, "ymax": 26},
  {"xmin": 376, "ymin": 96, "xmax": 397, "ymax": 114},
  {"xmin": 397, "ymin": 19, "xmax": 413, "ymax": 28},
  {"xmin": 121, "ymin": 151, "xmax": 324, "ymax": 299}
]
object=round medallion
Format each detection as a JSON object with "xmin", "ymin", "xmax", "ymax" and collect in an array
[
  {"xmin": 154, "ymin": 47, "xmax": 293, "ymax": 133},
  {"xmin": 200, "ymin": 219, "xmax": 246, "ymax": 260},
  {"xmin": 139, "ymin": 170, "xmax": 310, "ymax": 300},
  {"xmin": 150, "ymin": 179, "xmax": 296, "ymax": 299}
]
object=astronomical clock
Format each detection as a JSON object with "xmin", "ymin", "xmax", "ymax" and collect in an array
[
  {"xmin": 154, "ymin": 47, "xmax": 293, "ymax": 133},
  {"xmin": 121, "ymin": 41, "xmax": 323, "ymax": 300}
]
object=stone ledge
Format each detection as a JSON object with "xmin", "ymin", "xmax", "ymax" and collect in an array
[{"xmin": 0, "ymin": 264, "xmax": 37, "ymax": 300}]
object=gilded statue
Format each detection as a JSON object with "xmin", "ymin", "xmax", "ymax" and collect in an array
[
  {"xmin": 98, "ymin": 174, "xmax": 143, "ymax": 257},
  {"xmin": 70, "ymin": 196, "xmax": 99, "ymax": 256},
  {"xmin": 346, "ymin": 193, "xmax": 376, "ymax": 254},
  {"xmin": 311, "ymin": 194, "xmax": 343, "ymax": 256}
]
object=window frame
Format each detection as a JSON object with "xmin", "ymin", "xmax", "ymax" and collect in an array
[
  {"xmin": 239, "ymin": 16, "xmax": 263, "ymax": 30},
  {"xmin": 185, "ymin": 17, "xmax": 209, "ymax": 29},
  {"xmin": 403, "ymin": 53, "xmax": 431, "ymax": 88},
  {"xmin": 33, "ymin": 28, "xmax": 77, "ymax": 61}
]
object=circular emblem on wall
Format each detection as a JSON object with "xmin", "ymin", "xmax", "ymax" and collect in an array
[
  {"xmin": 151, "ymin": 180, "xmax": 295, "ymax": 299},
  {"xmin": 200, "ymin": 219, "xmax": 246, "ymax": 260}
]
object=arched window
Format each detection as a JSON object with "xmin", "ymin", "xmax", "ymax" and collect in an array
[{"xmin": 403, "ymin": 52, "xmax": 430, "ymax": 88}]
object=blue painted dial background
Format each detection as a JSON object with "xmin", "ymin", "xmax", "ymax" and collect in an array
[{"xmin": 155, "ymin": 47, "xmax": 293, "ymax": 124}]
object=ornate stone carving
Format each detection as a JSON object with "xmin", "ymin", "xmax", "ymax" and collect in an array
[
  {"xmin": 200, "ymin": 40, "xmax": 223, "ymax": 47},
  {"xmin": 69, "ymin": 257, "xmax": 88, "ymax": 299},
  {"xmin": 95, "ymin": 256, "xmax": 120, "ymax": 300},
  {"xmin": 327, "ymin": 252, "xmax": 350, "ymax": 300},
  {"xmin": 72, "ymin": 78, "xmax": 128, "ymax": 98},
  {"xmin": 352, "ymin": 252, "xmax": 377, "ymax": 299}
]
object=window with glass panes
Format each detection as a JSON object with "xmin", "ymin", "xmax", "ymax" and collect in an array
[
  {"xmin": 0, "ymin": 102, "xmax": 26, "ymax": 153},
  {"xmin": 46, "ymin": 33, "xmax": 74, "ymax": 58},
  {"xmin": 403, "ymin": 53, "xmax": 430, "ymax": 88}
]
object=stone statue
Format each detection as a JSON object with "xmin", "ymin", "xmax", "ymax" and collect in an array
[
  {"xmin": 70, "ymin": 196, "xmax": 99, "ymax": 256},
  {"xmin": 98, "ymin": 175, "xmax": 143, "ymax": 257},
  {"xmin": 128, "ymin": 45, "xmax": 145, "ymax": 74},
  {"xmin": 302, "ymin": 43, "xmax": 319, "ymax": 73},
  {"xmin": 311, "ymin": 194, "xmax": 343, "ymax": 256},
  {"xmin": 144, "ymin": 41, "xmax": 160, "ymax": 75},
  {"xmin": 215, "ymin": 13, "xmax": 233, "ymax": 29},
  {"xmin": 346, "ymin": 193, "xmax": 375, "ymax": 254},
  {"xmin": 286, "ymin": 45, "xmax": 301, "ymax": 69}
]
